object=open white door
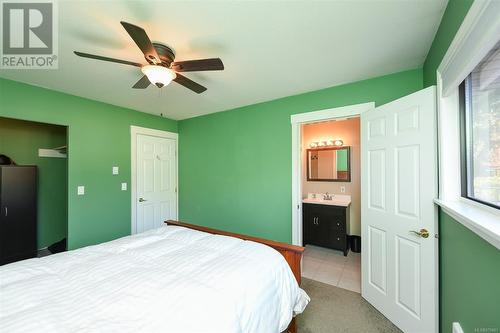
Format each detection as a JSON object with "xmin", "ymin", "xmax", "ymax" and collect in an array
[
  {"xmin": 134, "ymin": 133, "xmax": 177, "ymax": 234},
  {"xmin": 361, "ymin": 87, "xmax": 438, "ymax": 333}
]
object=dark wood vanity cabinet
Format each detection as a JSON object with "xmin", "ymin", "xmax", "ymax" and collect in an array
[{"xmin": 303, "ymin": 203, "xmax": 350, "ymax": 256}]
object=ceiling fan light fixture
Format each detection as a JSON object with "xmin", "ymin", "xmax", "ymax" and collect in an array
[{"xmin": 141, "ymin": 65, "xmax": 176, "ymax": 88}]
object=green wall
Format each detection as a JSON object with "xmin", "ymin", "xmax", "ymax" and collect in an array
[
  {"xmin": 336, "ymin": 149, "xmax": 348, "ymax": 172},
  {"xmin": 423, "ymin": 0, "xmax": 474, "ymax": 87},
  {"xmin": 0, "ymin": 78, "xmax": 177, "ymax": 249},
  {"xmin": 178, "ymin": 69, "xmax": 423, "ymax": 242},
  {"xmin": 179, "ymin": 3, "xmax": 500, "ymax": 330},
  {"xmin": 1, "ymin": 2, "xmax": 497, "ymax": 330},
  {"xmin": 439, "ymin": 210, "xmax": 500, "ymax": 332},
  {"xmin": 0, "ymin": 117, "xmax": 67, "ymax": 248},
  {"xmin": 424, "ymin": 0, "xmax": 500, "ymax": 332}
]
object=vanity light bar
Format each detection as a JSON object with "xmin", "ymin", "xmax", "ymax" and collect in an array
[{"xmin": 309, "ymin": 139, "xmax": 343, "ymax": 148}]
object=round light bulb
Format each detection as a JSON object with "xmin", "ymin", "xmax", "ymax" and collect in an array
[
  {"xmin": 141, "ymin": 65, "xmax": 176, "ymax": 88},
  {"xmin": 334, "ymin": 139, "xmax": 344, "ymax": 146}
]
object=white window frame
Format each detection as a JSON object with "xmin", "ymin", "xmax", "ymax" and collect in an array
[{"xmin": 435, "ymin": 0, "xmax": 500, "ymax": 249}]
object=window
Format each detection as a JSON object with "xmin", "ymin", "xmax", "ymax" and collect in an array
[{"xmin": 459, "ymin": 41, "xmax": 500, "ymax": 209}]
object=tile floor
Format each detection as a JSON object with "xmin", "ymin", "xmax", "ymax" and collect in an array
[{"xmin": 302, "ymin": 245, "xmax": 361, "ymax": 293}]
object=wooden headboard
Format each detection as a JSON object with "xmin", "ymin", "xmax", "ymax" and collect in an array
[
  {"xmin": 164, "ymin": 220, "xmax": 304, "ymax": 333},
  {"xmin": 165, "ymin": 220, "xmax": 305, "ymax": 284}
]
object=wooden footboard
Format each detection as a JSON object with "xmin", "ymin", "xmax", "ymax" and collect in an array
[{"xmin": 164, "ymin": 220, "xmax": 304, "ymax": 333}]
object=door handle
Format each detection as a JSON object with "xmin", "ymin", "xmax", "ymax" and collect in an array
[
  {"xmin": 138, "ymin": 198, "xmax": 147, "ymax": 202},
  {"xmin": 410, "ymin": 228, "xmax": 429, "ymax": 238},
  {"xmin": 4, "ymin": 206, "xmax": 7, "ymax": 217}
]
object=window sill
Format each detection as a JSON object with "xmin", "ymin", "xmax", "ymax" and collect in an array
[{"xmin": 434, "ymin": 199, "xmax": 500, "ymax": 250}]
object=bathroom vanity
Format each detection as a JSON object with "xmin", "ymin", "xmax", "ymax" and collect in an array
[{"xmin": 302, "ymin": 195, "xmax": 351, "ymax": 256}]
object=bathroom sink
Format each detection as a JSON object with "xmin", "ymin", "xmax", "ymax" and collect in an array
[{"xmin": 302, "ymin": 194, "xmax": 351, "ymax": 207}]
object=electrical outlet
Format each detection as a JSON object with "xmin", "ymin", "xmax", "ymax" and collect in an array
[
  {"xmin": 340, "ymin": 186, "xmax": 346, "ymax": 193},
  {"xmin": 452, "ymin": 323, "xmax": 464, "ymax": 333},
  {"xmin": 77, "ymin": 186, "xmax": 85, "ymax": 195},
  {"xmin": 121, "ymin": 182, "xmax": 127, "ymax": 191},
  {"xmin": 112, "ymin": 166, "xmax": 119, "ymax": 175}
]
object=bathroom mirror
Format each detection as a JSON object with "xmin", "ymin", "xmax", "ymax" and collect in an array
[{"xmin": 307, "ymin": 146, "xmax": 351, "ymax": 182}]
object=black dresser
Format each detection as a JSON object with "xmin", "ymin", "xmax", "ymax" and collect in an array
[
  {"xmin": 0, "ymin": 166, "xmax": 37, "ymax": 265},
  {"xmin": 303, "ymin": 202, "xmax": 350, "ymax": 256}
]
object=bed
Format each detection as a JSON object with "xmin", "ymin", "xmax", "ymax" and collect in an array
[{"xmin": 0, "ymin": 220, "xmax": 309, "ymax": 333}]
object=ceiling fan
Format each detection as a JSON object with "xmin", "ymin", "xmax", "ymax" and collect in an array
[{"xmin": 74, "ymin": 21, "xmax": 224, "ymax": 93}]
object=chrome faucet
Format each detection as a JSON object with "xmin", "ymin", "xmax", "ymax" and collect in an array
[{"xmin": 323, "ymin": 192, "xmax": 333, "ymax": 200}]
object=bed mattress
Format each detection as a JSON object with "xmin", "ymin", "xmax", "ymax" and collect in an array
[{"xmin": 0, "ymin": 225, "xmax": 309, "ymax": 332}]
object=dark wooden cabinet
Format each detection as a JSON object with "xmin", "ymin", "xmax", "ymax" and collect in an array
[
  {"xmin": 0, "ymin": 166, "xmax": 37, "ymax": 265},
  {"xmin": 303, "ymin": 202, "xmax": 350, "ymax": 256}
]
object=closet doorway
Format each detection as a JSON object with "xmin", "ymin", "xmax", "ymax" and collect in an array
[{"xmin": 0, "ymin": 116, "xmax": 68, "ymax": 263}]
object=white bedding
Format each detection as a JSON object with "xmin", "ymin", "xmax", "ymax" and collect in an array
[{"xmin": 0, "ymin": 226, "xmax": 309, "ymax": 333}]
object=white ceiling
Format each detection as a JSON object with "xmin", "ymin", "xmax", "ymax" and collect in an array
[{"xmin": 0, "ymin": 0, "xmax": 447, "ymax": 120}]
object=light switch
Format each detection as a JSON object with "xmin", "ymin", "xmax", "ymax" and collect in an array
[
  {"xmin": 340, "ymin": 186, "xmax": 346, "ymax": 193},
  {"xmin": 121, "ymin": 182, "xmax": 127, "ymax": 191},
  {"xmin": 77, "ymin": 186, "xmax": 85, "ymax": 195},
  {"xmin": 112, "ymin": 166, "xmax": 119, "ymax": 175}
]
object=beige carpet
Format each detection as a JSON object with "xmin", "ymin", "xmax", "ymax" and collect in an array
[{"xmin": 297, "ymin": 278, "xmax": 402, "ymax": 333}]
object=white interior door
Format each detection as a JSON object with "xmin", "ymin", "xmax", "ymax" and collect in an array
[
  {"xmin": 361, "ymin": 87, "xmax": 438, "ymax": 333},
  {"xmin": 135, "ymin": 134, "xmax": 177, "ymax": 233}
]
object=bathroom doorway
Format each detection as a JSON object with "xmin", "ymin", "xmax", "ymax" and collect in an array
[
  {"xmin": 290, "ymin": 103, "xmax": 373, "ymax": 293},
  {"xmin": 301, "ymin": 117, "xmax": 361, "ymax": 292}
]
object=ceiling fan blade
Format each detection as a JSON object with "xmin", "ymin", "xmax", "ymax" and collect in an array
[
  {"xmin": 120, "ymin": 21, "xmax": 160, "ymax": 64},
  {"xmin": 132, "ymin": 75, "xmax": 151, "ymax": 89},
  {"xmin": 74, "ymin": 51, "xmax": 142, "ymax": 67},
  {"xmin": 171, "ymin": 58, "xmax": 224, "ymax": 72},
  {"xmin": 173, "ymin": 74, "xmax": 207, "ymax": 94}
]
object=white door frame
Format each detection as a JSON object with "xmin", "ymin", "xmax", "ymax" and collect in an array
[
  {"xmin": 290, "ymin": 102, "xmax": 375, "ymax": 246},
  {"xmin": 130, "ymin": 125, "xmax": 178, "ymax": 234}
]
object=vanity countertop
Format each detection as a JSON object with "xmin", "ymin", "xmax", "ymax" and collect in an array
[{"xmin": 302, "ymin": 194, "xmax": 351, "ymax": 207}]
